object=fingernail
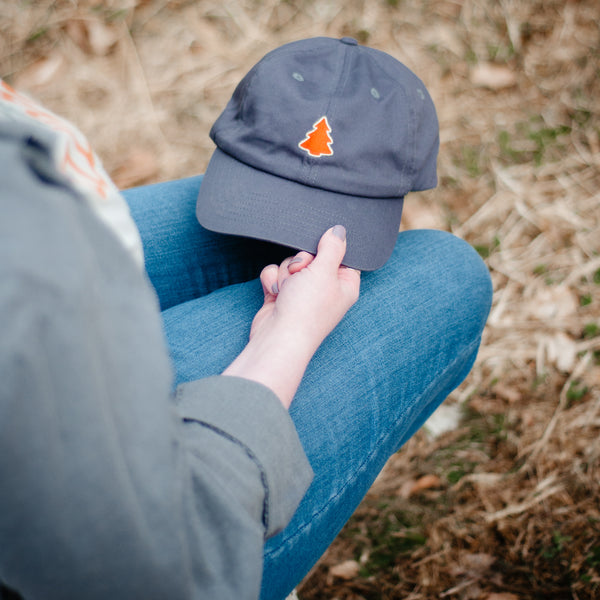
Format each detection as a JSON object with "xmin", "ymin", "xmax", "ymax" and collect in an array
[
  {"xmin": 288, "ymin": 257, "xmax": 303, "ymax": 266},
  {"xmin": 271, "ymin": 282, "xmax": 279, "ymax": 294},
  {"xmin": 332, "ymin": 224, "xmax": 346, "ymax": 241}
]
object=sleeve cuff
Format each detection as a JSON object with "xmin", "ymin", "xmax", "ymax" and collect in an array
[{"xmin": 174, "ymin": 375, "xmax": 313, "ymax": 537}]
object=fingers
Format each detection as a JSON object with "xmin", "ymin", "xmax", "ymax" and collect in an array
[
  {"xmin": 261, "ymin": 251, "xmax": 314, "ymax": 299},
  {"xmin": 270, "ymin": 251, "xmax": 314, "ymax": 293},
  {"xmin": 261, "ymin": 226, "xmax": 358, "ymax": 304},
  {"xmin": 316, "ymin": 226, "xmax": 360, "ymax": 296},
  {"xmin": 260, "ymin": 264, "xmax": 279, "ymax": 300},
  {"xmin": 313, "ymin": 225, "xmax": 348, "ymax": 272},
  {"xmin": 286, "ymin": 251, "xmax": 314, "ymax": 274},
  {"xmin": 338, "ymin": 264, "xmax": 361, "ymax": 304}
]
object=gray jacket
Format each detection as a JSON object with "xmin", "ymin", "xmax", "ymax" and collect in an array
[{"xmin": 0, "ymin": 120, "xmax": 312, "ymax": 599}]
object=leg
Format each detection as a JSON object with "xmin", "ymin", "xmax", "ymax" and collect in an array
[
  {"xmin": 260, "ymin": 230, "xmax": 492, "ymax": 599},
  {"xmin": 122, "ymin": 176, "xmax": 290, "ymax": 311},
  {"xmin": 161, "ymin": 229, "xmax": 492, "ymax": 599}
]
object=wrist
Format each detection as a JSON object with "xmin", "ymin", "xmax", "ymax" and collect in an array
[{"xmin": 223, "ymin": 321, "xmax": 315, "ymax": 410}]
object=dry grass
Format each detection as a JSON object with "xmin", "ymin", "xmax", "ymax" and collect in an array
[{"xmin": 1, "ymin": 0, "xmax": 599, "ymax": 598}]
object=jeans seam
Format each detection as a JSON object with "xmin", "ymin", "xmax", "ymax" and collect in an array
[{"xmin": 263, "ymin": 334, "xmax": 482, "ymax": 559}]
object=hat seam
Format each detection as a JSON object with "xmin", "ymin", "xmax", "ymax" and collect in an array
[
  {"xmin": 238, "ymin": 41, "xmax": 332, "ymax": 130},
  {"xmin": 302, "ymin": 41, "xmax": 348, "ymax": 188},
  {"xmin": 368, "ymin": 49, "xmax": 424, "ymax": 186}
]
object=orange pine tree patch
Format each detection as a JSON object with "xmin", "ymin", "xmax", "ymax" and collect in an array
[{"xmin": 299, "ymin": 116, "xmax": 333, "ymax": 157}]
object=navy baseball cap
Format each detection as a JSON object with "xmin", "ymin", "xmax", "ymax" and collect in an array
[{"xmin": 196, "ymin": 36, "xmax": 439, "ymax": 270}]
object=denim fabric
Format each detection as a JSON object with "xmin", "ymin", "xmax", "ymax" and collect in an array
[
  {"xmin": 124, "ymin": 175, "xmax": 291, "ymax": 312},
  {"xmin": 123, "ymin": 176, "xmax": 493, "ymax": 600}
]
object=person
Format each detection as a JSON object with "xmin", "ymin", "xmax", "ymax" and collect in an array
[{"xmin": 0, "ymin": 37, "xmax": 493, "ymax": 600}]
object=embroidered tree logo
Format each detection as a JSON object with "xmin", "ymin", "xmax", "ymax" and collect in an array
[{"xmin": 299, "ymin": 116, "xmax": 333, "ymax": 157}]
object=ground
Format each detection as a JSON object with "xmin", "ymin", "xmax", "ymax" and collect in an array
[{"xmin": 1, "ymin": 0, "xmax": 599, "ymax": 598}]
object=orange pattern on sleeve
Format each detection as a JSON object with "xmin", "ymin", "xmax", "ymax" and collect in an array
[{"xmin": 0, "ymin": 80, "xmax": 109, "ymax": 199}]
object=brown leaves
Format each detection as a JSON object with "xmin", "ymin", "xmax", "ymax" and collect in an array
[
  {"xmin": 401, "ymin": 199, "xmax": 448, "ymax": 231},
  {"xmin": 440, "ymin": 552, "xmax": 499, "ymax": 598},
  {"xmin": 110, "ymin": 148, "xmax": 159, "ymax": 190},
  {"xmin": 65, "ymin": 18, "xmax": 120, "ymax": 56},
  {"xmin": 526, "ymin": 284, "xmax": 579, "ymax": 322},
  {"xmin": 329, "ymin": 559, "xmax": 361, "ymax": 581},
  {"xmin": 399, "ymin": 474, "xmax": 444, "ymax": 499},
  {"xmin": 14, "ymin": 53, "xmax": 66, "ymax": 90},
  {"xmin": 470, "ymin": 63, "xmax": 517, "ymax": 90}
]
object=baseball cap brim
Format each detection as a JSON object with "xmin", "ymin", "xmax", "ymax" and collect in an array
[{"xmin": 196, "ymin": 148, "xmax": 404, "ymax": 271}]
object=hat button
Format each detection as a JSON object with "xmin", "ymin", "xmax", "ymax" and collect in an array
[{"xmin": 340, "ymin": 37, "xmax": 358, "ymax": 46}]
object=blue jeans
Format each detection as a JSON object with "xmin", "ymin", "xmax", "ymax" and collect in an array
[{"xmin": 123, "ymin": 175, "xmax": 493, "ymax": 600}]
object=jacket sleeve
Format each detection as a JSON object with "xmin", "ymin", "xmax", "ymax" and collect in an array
[
  {"xmin": 174, "ymin": 376, "xmax": 313, "ymax": 597},
  {"xmin": 0, "ymin": 121, "xmax": 312, "ymax": 600}
]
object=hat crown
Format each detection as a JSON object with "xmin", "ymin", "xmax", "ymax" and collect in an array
[{"xmin": 210, "ymin": 37, "xmax": 439, "ymax": 199}]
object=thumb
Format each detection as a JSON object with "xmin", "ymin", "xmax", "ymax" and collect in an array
[
  {"xmin": 259, "ymin": 264, "xmax": 280, "ymax": 300},
  {"xmin": 314, "ymin": 225, "xmax": 347, "ymax": 271}
]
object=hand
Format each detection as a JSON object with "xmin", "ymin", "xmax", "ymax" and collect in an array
[
  {"xmin": 251, "ymin": 225, "xmax": 360, "ymax": 353},
  {"xmin": 223, "ymin": 226, "xmax": 360, "ymax": 408}
]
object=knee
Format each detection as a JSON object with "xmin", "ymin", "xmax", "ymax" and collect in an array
[
  {"xmin": 384, "ymin": 229, "xmax": 493, "ymax": 333},
  {"xmin": 425, "ymin": 229, "xmax": 492, "ymax": 306}
]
